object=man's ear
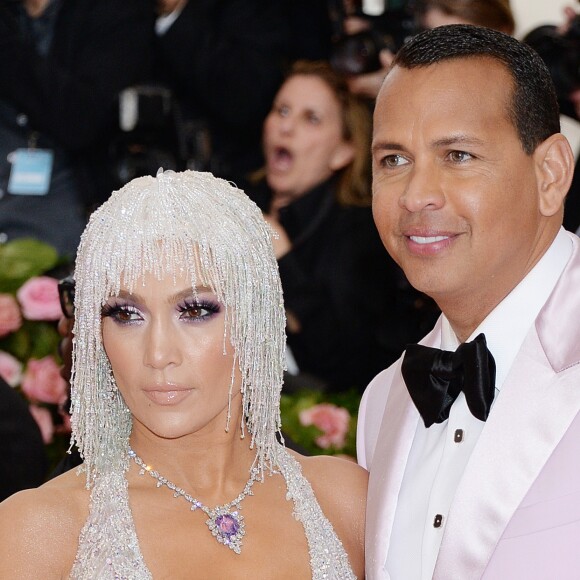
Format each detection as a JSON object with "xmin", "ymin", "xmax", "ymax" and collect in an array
[
  {"xmin": 329, "ymin": 141, "xmax": 356, "ymax": 171},
  {"xmin": 533, "ymin": 133, "xmax": 575, "ymax": 217}
]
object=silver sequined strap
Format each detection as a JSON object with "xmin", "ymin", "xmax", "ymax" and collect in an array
[
  {"xmin": 277, "ymin": 449, "xmax": 357, "ymax": 580},
  {"xmin": 70, "ymin": 471, "xmax": 152, "ymax": 580}
]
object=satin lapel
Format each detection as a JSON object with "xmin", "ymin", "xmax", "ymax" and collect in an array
[
  {"xmin": 366, "ymin": 324, "xmax": 441, "ymax": 579},
  {"xmin": 435, "ymin": 233, "xmax": 580, "ymax": 579}
]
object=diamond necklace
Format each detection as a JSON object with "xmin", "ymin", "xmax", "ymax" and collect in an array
[{"xmin": 128, "ymin": 447, "xmax": 259, "ymax": 554}]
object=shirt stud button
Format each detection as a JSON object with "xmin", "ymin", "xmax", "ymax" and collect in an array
[
  {"xmin": 454, "ymin": 428, "xmax": 464, "ymax": 443},
  {"xmin": 433, "ymin": 514, "xmax": 443, "ymax": 528}
]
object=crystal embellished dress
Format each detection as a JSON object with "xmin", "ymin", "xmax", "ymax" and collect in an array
[{"xmin": 70, "ymin": 446, "xmax": 357, "ymax": 579}]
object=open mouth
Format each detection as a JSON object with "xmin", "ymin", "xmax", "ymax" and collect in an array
[{"xmin": 268, "ymin": 146, "xmax": 294, "ymax": 172}]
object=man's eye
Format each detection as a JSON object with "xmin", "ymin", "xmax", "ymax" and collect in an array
[
  {"xmin": 381, "ymin": 154, "xmax": 408, "ymax": 168},
  {"xmin": 448, "ymin": 151, "xmax": 472, "ymax": 163}
]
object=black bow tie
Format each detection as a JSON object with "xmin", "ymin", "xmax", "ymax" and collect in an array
[{"xmin": 401, "ymin": 333, "xmax": 496, "ymax": 428}]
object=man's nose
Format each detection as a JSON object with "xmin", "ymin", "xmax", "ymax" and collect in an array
[{"xmin": 399, "ymin": 163, "xmax": 445, "ymax": 212}]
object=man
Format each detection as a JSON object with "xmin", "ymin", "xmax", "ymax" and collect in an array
[{"xmin": 357, "ymin": 24, "xmax": 577, "ymax": 579}]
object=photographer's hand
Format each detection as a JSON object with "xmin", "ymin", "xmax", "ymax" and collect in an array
[
  {"xmin": 346, "ymin": 49, "xmax": 394, "ymax": 99},
  {"xmin": 156, "ymin": 0, "xmax": 188, "ymax": 17}
]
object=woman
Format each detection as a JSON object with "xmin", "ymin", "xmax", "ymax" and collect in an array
[
  {"xmin": 248, "ymin": 60, "xmax": 420, "ymax": 392},
  {"xmin": 0, "ymin": 170, "xmax": 366, "ymax": 578}
]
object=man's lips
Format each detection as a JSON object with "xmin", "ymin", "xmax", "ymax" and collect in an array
[
  {"xmin": 143, "ymin": 385, "xmax": 193, "ymax": 406},
  {"xmin": 408, "ymin": 235, "xmax": 450, "ymax": 245},
  {"xmin": 403, "ymin": 231, "xmax": 458, "ymax": 255}
]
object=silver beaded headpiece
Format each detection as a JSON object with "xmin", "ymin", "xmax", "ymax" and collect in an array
[{"xmin": 70, "ymin": 170, "xmax": 286, "ymax": 487}]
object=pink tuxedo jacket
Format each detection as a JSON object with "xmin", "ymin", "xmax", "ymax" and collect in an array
[{"xmin": 357, "ymin": 231, "xmax": 580, "ymax": 579}]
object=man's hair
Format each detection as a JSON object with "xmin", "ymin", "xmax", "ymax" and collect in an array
[{"xmin": 392, "ymin": 25, "xmax": 560, "ymax": 154}]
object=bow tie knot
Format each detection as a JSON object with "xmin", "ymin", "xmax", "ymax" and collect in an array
[{"xmin": 402, "ymin": 333, "xmax": 496, "ymax": 428}]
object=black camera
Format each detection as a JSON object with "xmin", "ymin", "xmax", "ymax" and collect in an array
[
  {"xmin": 109, "ymin": 85, "xmax": 212, "ymax": 188},
  {"xmin": 523, "ymin": 15, "xmax": 580, "ymax": 101},
  {"xmin": 327, "ymin": 0, "xmax": 416, "ymax": 75}
]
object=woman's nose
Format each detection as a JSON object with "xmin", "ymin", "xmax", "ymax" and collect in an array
[{"xmin": 143, "ymin": 319, "xmax": 181, "ymax": 370}]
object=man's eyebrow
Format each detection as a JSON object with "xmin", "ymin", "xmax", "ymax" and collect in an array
[
  {"xmin": 371, "ymin": 135, "xmax": 486, "ymax": 155},
  {"xmin": 431, "ymin": 134, "xmax": 486, "ymax": 148},
  {"xmin": 371, "ymin": 141, "xmax": 407, "ymax": 154}
]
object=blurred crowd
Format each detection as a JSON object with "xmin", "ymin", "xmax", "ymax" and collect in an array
[{"xmin": 0, "ymin": 0, "xmax": 578, "ymax": 413}]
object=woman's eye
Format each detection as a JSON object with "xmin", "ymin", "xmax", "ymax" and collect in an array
[
  {"xmin": 101, "ymin": 304, "xmax": 142, "ymax": 324},
  {"xmin": 381, "ymin": 154, "xmax": 408, "ymax": 168},
  {"xmin": 307, "ymin": 112, "xmax": 321, "ymax": 125},
  {"xmin": 448, "ymin": 150, "xmax": 472, "ymax": 163},
  {"xmin": 277, "ymin": 104, "xmax": 290, "ymax": 117},
  {"xmin": 178, "ymin": 301, "xmax": 220, "ymax": 321}
]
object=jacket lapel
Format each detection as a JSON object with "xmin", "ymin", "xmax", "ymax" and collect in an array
[
  {"xmin": 434, "ymin": 232, "xmax": 580, "ymax": 578},
  {"xmin": 366, "ymin": 323, "xmax": 442, "ymax": 579}
]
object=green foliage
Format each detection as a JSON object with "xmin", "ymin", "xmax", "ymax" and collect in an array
[{"xmin": 0, "ymin": 238, "xmax": 59, "ymax": 292}]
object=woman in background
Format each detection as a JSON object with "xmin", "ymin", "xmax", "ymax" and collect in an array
[{"xmin": 247, "ymin": 60, "xmax": 416, "ymax": 392}]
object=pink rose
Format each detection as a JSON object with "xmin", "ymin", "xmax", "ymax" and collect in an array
[
  {"xmin": 21, "ymin": 356, "xmax": 68, "ymax": 405},
  {"xmin": 0, "ymin": 351, "xmax": 23, "ymax": 387},
  {"xmin": 0, "ymin": 293, "xmax": 22, "ymax": 337},
  {"xmin": 28, "ymin": 405, "xmax": 54, "ymax": 444},
  {"xmin": 16, "ymin": 276, "xmax": 61, "ymax": 321},
  {"xmin": 299, "ymin": 403, "xmax": 351, "ymax": 450}
]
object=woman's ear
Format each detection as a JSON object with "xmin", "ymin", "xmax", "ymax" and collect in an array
[
  {"xmin": 533, "ymin": 133, "xmax": 575, "ymax": 217},
  {"xmin": 329, "ymin": 141, "xmax": 356, "ymax": 171}
]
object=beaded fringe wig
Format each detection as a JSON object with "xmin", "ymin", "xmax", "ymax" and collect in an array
[{"xmin": 70, "ymin": 170, "xmax": 286, "ymax": 487}]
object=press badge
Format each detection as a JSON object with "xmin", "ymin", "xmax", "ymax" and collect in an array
[{"xmin": 7, "ymin": 148, "xmax": 53, "ymax": 195}]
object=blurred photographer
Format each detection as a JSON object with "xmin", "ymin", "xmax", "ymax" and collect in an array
[
  {"xmin": 0, "ymin": 0, "xmax": 154, "ymax": 258},
  {"xmin": 337, "ymin": 0, "xmax": 515, "ymax": 99},
  {"xmin": 153, "ymin": 0, "xmax": 291, "ymax": 184},
  {"xmin": 524, "ymin": 5, "xmax": 580, "ymax": 233},
  {"xmin": 329, "ymin": 0, "xmax": 416, "ymax": 99}
]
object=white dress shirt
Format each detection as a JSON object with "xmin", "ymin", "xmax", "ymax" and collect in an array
[{"xmin": 386, "ymin": 228, "xmax": 573, "ymax": 579}]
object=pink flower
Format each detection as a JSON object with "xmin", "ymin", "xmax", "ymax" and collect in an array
[
  {"xmin": 16, "ymin": 276, "xmax": 61, "ymax": 321},
  {"xmin": 299, "ymin": 403, "xmax": 351, "ymax": 450},
  {"xmin": 28, "ymin": 404, "xmax": 54, "ymax": 444},
  {"xmin": 0, "ymin": 351, "xmax": 23, "ymax": 387},
  {"xmin": 21, "ymin": 356, "xmax": 68, "ymax": 405},
  {"xmin": 0, "ymin": 293, "xmax": 22, "ymax": 337}
]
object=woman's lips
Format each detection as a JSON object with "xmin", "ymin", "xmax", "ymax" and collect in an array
[
  {"xmin": 268, "ymin": 146, "xmax": 293, "ymax": 173},
  {"xmin": 143, "ymin": 388, "xmax": 193, "ymax": 406}
]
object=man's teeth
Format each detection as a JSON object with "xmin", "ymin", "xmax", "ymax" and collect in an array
[{"xmin": 409, "ymin": 235, "xmax": 449, "ymax": 244}]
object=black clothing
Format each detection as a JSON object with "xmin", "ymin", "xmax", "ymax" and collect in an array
[
  {"xmin": 155, "ymin": 0, "xmax": 290, "ymax": 184},
  {"xmin": 0, "ymin": 377, "xmax": 47, "ymax": 501},
  {"xmin": 248, "ymin": 178, "xmax": 438, "ymax": 392},
  {"xmin": 0, "ymin": 0, "xmax": 155, "ymax": 257}
]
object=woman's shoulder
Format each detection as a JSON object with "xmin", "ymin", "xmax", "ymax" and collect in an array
[
  {"xmin": 287, "ymin": 450, "xmax": 367, "ymax": 576},
  {"xmin": 292, "ymin": 451, "xmax": 368, "ymax": 497},
  {"xmin": 0, "ymin": 468, "xmax": 88, "ymax": 577}
]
